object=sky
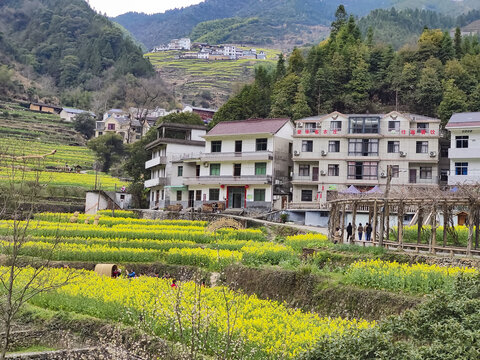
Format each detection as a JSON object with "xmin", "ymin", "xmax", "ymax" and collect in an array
[{"xmin": 87, "ymin": 0, "xmax": 205, "ymax": 17}]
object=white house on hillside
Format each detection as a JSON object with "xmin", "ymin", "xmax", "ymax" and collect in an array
[{"xmin": 446, "ymin": 112, "xmax": 480, "ymax": 185}]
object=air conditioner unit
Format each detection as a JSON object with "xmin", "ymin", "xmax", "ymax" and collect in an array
[
  {"xmin": 293, "ymin": 150, "xmax": 300, "ymax": 156},
  {"xmin": 429, "ymin": 151, "xmax": 437, "ymax": 157},
  {"xmin": 399, "ymin": 151, "xmax": 407, "ymax": 157},
  {"xmin": 380, "ymin": 171, "xmax": 387, "ymax": 178},
  {"xmin": 320, "ymin": 170, "xmax": 326, "ymax": 176},
  {"xmin": 203, "ymin": 162, "xmax": 209, "ymax": 167},
  {"xmin": 321, "ymin": 150, "xmax": 327, "ymax": 157}
]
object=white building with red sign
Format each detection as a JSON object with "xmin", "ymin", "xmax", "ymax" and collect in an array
[{"xmin": 290, "ymin": 111, "xmax": 442, "ymax": 214}]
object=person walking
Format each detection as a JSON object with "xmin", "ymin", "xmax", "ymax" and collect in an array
[
  {"xmin": 357, "ymin": 223, "xmax": 364, "ymax": 241},
  {"xmin": 366, "ymin": 223, "xmax": 373, "ymax": 241},
  {"xmin": 333, "ymin": 227, "xmax": 341, "ymax": 244},
  {"xmin": 346, "ymin": 222, "xmax": 353, "ymax": 243}
]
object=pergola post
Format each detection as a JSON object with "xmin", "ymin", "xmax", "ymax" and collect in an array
[
  {"xmin": 417, "ymin": 206, "xmax": 423, "ymax": 245},
  {"xmin": 467, "ymin": 203, "xmax": 475, "ymax": 256},
  {"xmin": 341, "ymin": 202, "xmax": 346, "ymax": 244},
  {"xmin": 398, "ymin": 201, "xmax": 404, "ymax": 247},
  {"xmin": 373, "ymin": 200, "xmax": 378, "ymax": 244},
  {"xmin": 443, "ymin": 203, "xmax": 448, "ymax": 247},
  {"xmin": 352, "ymin": 201, "xmax": 357, "ymax": 243},
  {"xmin": 431, "ymin": 204, "xmax": 437, "ymax": 255}
]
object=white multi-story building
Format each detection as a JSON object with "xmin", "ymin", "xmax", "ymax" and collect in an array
[
  {"xmin": 181, "ymin": 118, "xmax": 294, "ymax": 211},
  {"xmin": 223, "ymin": 46, "xmax": 237, "ymax": 59},
  {"xmin": 290, "ymin": 111, "xmax": 442, "ymax": 209},
  {"xmin": 168, "ymin": 38, "xmax": 191, "ymax": 50},
  {"xmin": 145, "ymin": 122, "xmax": 206, "ymax": 209},
  {"xmin": 446, "ymin": 112, "xmax": 480, "ymax": 185}
]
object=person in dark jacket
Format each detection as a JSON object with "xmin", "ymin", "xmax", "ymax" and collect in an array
[
  {"xmin": 346, "ymin": 223, "xmax": 353, "ymax": 243},
  {"xmin": 366, "ymin": 223, "xmax": 373, "ymax": 241}
]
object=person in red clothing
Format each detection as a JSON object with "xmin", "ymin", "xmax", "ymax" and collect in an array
[{"xmin": 171, "ymin": 279, "xmax": 178, "ymax": 288}]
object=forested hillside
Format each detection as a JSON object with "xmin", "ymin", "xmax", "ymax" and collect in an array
[
  {"xmin": 213, "ymin": 6, "xmax": 480, "ymax": 127},
  {"xmin": 358, "ymin": 8, "xmax": 480, "ymax": 49},
  {"xmin": 114, "ymin": 0, "xmax": 480, "ymax": 50},
  {"xmin": 0, "ymin": 0, "xmax": 155, "ymax": 110}
]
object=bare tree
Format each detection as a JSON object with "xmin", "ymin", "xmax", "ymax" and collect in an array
[{"xmin": 0, "ymin": 150, "xmax": 78, "ymax": 359}]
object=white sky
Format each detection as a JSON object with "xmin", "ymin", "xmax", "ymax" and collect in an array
[{"xmin": 87, "ymin": 0, "xmax": 205, "ymax": 17}]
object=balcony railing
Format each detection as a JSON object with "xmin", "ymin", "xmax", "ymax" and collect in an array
[
  {"xmin": 145, "ymin": 156, "xmax": 167, "ymax": 169},
  {"xmin": 144, "ymin": 177, "xmax": 167, "ymax": 188},
  {"xmin": 183, "ymin": 175, "xmax": 272, "ymax": 185},
  {"xmin": 198, "ymin": 151, "xmax": 273, "ymax": 162}
]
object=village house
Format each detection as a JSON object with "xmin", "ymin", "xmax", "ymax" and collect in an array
[
  {"xmin": 95, "ymin": 109, "xmax": 144, "ymax": 143},
  {"xmin": 145, "ymin": 122, "xmax": 207, "ymax": 209},
  {"xmin": 181, "ymin": 118, "xmax": 293, "ymax": 212},
  {"xmin": 446, "ymin": 112, "xmax": 480, "ymax": 185},
  {"xmin": 288, "ymin": 112, "xmax": 442, "ymax": 225},
  {"xmin": 59, "ymin": 107, "xmax": 96, "ymax": 122},
  {"xmin": 29, "ymin": 102, "xmax": 62, "ymax": 114}
]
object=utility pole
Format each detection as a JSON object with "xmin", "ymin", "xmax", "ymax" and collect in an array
[{"xmin": 379, "ymin": 165, "xmax": 392, "ymax": 247}]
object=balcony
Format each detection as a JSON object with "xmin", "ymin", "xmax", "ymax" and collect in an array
[
  {"xmin": 145, "ymin": 156, "xmax": 167, "ymax": 169},
  {"xmin": 448, "ymin": 148, "xmax": 478, "ymax": 159},
  {"xmin": 199, "ymin": 151, "xmax": 273, "ymax": 162},
  {"xmin": 144, "ymin": 177, "xmax": 167, "ymax": 188},
  {"xmin": 183, "ymin": 175, "xmax": 272, "ymax": 185},
  {"xmin": 291, "ymin": 174, "xmax": 319, "ymax": 183}
]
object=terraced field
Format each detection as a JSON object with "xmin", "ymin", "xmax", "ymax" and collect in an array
[{"xmin": 146, "ymin": 48, "xmax": 280, "ymax": 107}]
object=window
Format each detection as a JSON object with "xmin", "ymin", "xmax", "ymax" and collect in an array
[
  {"xmin": 210, "ymin": 163, "xmax": 220, "ymax": 175},
  {"xmin": 420, "ymin": 167, "xmax": 432, "ymax": 179},
  {"xmin": 209, "ymin": 188, "xmax": 220, "ymax": 201},
  {"xmin": 348, "ymin": 139, "xmax": 378, "ymax": 156},
  {"xmin": 256, "ymin": 138, "xmax": 267, "ymax": 151},
  {"xmin": 416, "ymin": 141, "xmax": 428, "ymax": 153},
  {"xmin": 254, "ymin": 189, "xmax": 266, "ymax": 201},
  {"xmin": 177, "ymin": 166, "xmax": 183, "ymax": 177},
  {"xmin": 301, "ymin": 190, "xmax": 313, "ymax": 202},
  {"xmin": 388, "ymin": 121, "xmax": 400, "ymax": 132},
  {"xmin": 233, "ymin": 163, "xmax": 241, "ymax": 177},
  {"xmin": 328, "ymin": 164, "xmax": 339, "ymax": 176},
  {"xmin": 387, "ymin": 141, "xmax": 399, "ymax": 153},
  {"xmin": 235, "ymin": 140, "xmax": 242, "ymax": 152},
  {"xmin": 255, "ymin": 162, "xmax": 266, "ymax": 175},
  {"xmin": 456, "ymin": 136, "xmax": 469, "ymax": 148},
  {"xmin": 328, "ymin": 140, "xmax": 340, "ymax": 152},
  {"xmin": 196, "ymin": 190, "xmax": 202, "ymax": 201},
  {"xmin": 305, "ymin": 122, "xmax": 317, "ymax": 130},
  {"xmin": 392, "ymin": 165, "xmax": 399, "ymax": 178},
  {"xmin": 330, "ymin": 121, "xmax": 342, "ymax": 131},
  {"xmin": 299, "ymin": 165, "xmax": 310, "ymax": 177},
  {"xmin": 417, "ymin": 123, "xmax": 429, "ymax": 132},
  {"xmin": 107, "ymin": 123, "xmax": 115, "ymax": 130},
  {"xmin": 349, "ymin": 117, "xmax": 380, "ymax": 134},
  {"xmin": 455, "ymin": 162, "xmax": 468, "ymax": 176},
  {"xmin": 302, "ymin": 140, "xmax": 313, "ymax": 152},
  {"xmin": 196, "ymin": 165, "xmax": 200, "ymax": 177},
  {"xmin": 211, "ymin": 141, "xmax": 222, "ymax": 152},
  {"xmin": 347, "ymin": 162, "xmax": 378, "ymax": 180},
  {"xmin": 176, "ymin": 191, "xmax": 182, "ymax": 201},
  {"xmin": 440, "ymin": 145, "xmax": 449, "ymax": 158}
]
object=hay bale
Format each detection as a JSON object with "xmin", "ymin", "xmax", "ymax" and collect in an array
[{"xmin": 94, "ymin": 264, "xmax": 117, "ymax": 277}]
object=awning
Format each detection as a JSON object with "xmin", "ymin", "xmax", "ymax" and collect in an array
[
  {"xmin": 165, "ymin": 186, "xmax": 188, "ymax": 190},
  {"xmin": 366, "ymin": 185, "xmax": 383, "ymax": 194},
  {"xmin": 340, "ymin": 185, "xmax": 361, "ymax": 194}
]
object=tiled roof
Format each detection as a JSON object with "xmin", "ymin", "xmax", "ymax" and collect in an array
[
  {"xmin": 206, "ymin": 118, "xmax": 290, "ymax": 136},
  {"xmin": 446, "ymin": 112, "xmax": 480, "ymax": 128}
]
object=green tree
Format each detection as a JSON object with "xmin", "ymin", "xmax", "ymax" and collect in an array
[
  {"xmin": 73, "ymin": 112, "xmax": 96, "ymax": 139},
  {"xmin": 159, "ymin": 111, "xmax": 204, "ymax": 125},
  {"xmin": 330, "ymin": 5, "xmax": 348, "ymax": 39},
  {"xmin": 414, "ymin": 66, "xmax": 442, "ymax": 117},
  {"xmin": 438, "ymin": 79, "xmax": 468, "ymax": 125},
  {"xmin": 292, "ymin": 84, "xmax": 311, "ymax": 120},
  {"xmin": 275, "ymin": 53, "xmax": 286, "ymax": 80},
  {"xmin": 454, "ymin": 27, "xmax": 463, "ymax": 59},
  {"xmin": 469, "ymin": 84, "xmax": 480, "ymax": 111},
  {"xmin": 270, "ymin": 73, "xmax": 300, "ymax": 118},
  {"xmin": 345, "ymin": 55, "xmax": 371, "ymax": 112},
  {"xmin": 87, "ymin": 133, "xmax": 125, "ymax": 172},
  {"xmin": 439, "ymin": 31, "xmax": 454, "ymax": 64},
  {"xmin": 287, "ymin": 48, "xmax": 305, "ymax": 75}
]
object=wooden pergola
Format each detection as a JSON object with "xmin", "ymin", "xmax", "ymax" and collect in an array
[{"xmin": 328, "ymin": 190, "xmax": 480, "ymax": 256}]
